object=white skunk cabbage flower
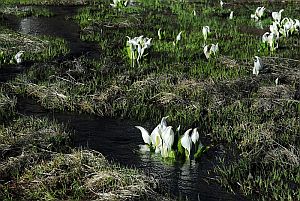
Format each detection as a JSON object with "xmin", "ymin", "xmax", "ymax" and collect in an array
[
  {"xmin": 270, "ymin": 22, "xmax": 280, "ymax": 39},
  {"xmin": 181, "ymin": 128, "xmax": 192, "ymax": 159},
  {"xmin": 191, "ymin": 128, "xmax": 199, "ymax": 145},
  {"xmin": 202, "ymin": 26, "xmax": 210, "ymax": 42},
  {"xmin": 126, "ymin": 35, "xmax": 152, "ymax": 67},
  {"xmin": 253, "ymin": 56, "xmax": 263, "ymax": 75},
  {"xmin": 220, "ymin": 0, "xmax": 224, "ymax": 8},
  {"xmin": 251, "ymin": 7, "xmax": 265, "ymax": 21},
  {"xmin": 150, "ymin": 125, "xmax": 163, "ymax": 153},
  {"xmin": 256, "ymin": 7, "xmax": 265, "ymax": 18},
  {"xmin": 110, "ymin": 0, "xmax": 118, "ymax": 7},
  {"xmin": 158, "ymin": 28, "xmax": 162, "ymax": 40},
  {"xmin": 126, "ymin": 36, "xmax": 138, "ymax": 50},
  {"xmin": 176, "ymin": 31, "xmax": 183, "ymax": 42},
  {"xmin": 110, "ymin": 0, "xmax": 128, "ymax": 8},
  {"xmin": 15, "ymin": 51, "xmax": 24, "ymax": 64},
  {"xmin": 204, "ymin": 43, "xmax": 219, "ymax": 59},
  {"xmin": 160, "ymin": 116, "xmax": 169, "ymax": 131},
  {"xmin": 272, "ymin": 9, "xmax": 284, "ymax": 22},
  {"xmin": 229, "ymin": 11, "xmax": 233, "ymax": 20},
  {"xmin": 262, "ymin": 32, "xmax": 277, "ymax": 51},
  {"xmin": 275, "ymin": 77, "xmax": 279, "ymax": 86},
  {"xmin": 135, "ymin": 126, "xmax": 151, "ymax": 145},
  {"xmin": 280, "ymin": 17, "xmax": 293, "ymax": 37},
  {"xmin": 294, "ymin": 19, "xmax": 300, "ymax": 32},
  {"xmin": 162, "ymin": 126, "xmax": 175, "ymax": 152},
  {"xmin": 210, "ymin": 43, "xmax": 219, "ymax": 55},
  {"xmin": 267, "ymin": 32, "xmax": 277, "ymax": 51},
  {"xmin": 283, "ymin": 18, "xmax": 293, "ymax": 30},
  {"xmin": 262, "ymin": 32, "xmax": 269, "ymax": 43},
  {"xmin": 150, "ymin": 116, "xmax": 169, "ymax": 153},
  {"xmin": 290, "ymin": 19, "xmax": 300, "ymax": 34},
  {"xmin": 203, "ymin": 45, "xmax": 210, "ymax": 59},
  {"xmin": 173, "ymin": 31, "xmax": 183, "ymax": 46}
]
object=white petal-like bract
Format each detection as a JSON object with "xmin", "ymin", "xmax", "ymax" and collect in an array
[
  {"xmin": 181, "ymin": 128, "xmax": 192, "ymax": 158},
  {"xmin": 135, "ymin": 126, "xmax": 151, "ymax": 145},
  {"xmin": 191, "ymin": 128, "xmax": 199, "ymax": 145}
]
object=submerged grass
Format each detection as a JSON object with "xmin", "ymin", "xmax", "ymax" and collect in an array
[{"xmin": 2, "ymin": 0, "xmax": 300, "ymax": 200}]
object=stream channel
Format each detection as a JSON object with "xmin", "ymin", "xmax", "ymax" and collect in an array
[{"xmin": 0, "ymin": 6, "xmax": 247, "ymax": 201}]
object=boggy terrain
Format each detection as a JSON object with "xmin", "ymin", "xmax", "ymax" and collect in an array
[{"xmin": 0, "ymin": 0, "xmax": 300, "ymax": 200}]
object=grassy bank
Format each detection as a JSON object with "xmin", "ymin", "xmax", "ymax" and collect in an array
[
  {"xmin": 0, "ymin": 95, "xmax": 167, "ymax": 200},
  {"xmin": 0, "ymin": 6, "xmax": 53, "ymax": 17},
  {"xmin": 0, "ymin": 89, "xmax": 16, "ymax": 121},
  {"xmin": 0, "ymin": 26, "xmax": 69, "ymax": 65}
]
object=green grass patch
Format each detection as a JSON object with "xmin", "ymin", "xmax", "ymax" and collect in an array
[{"xmin": 0, "ymin": 89, "xmax": 16, "ymax": 121}]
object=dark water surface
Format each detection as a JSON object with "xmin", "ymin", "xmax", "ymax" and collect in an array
[
  {"xmin": 17, "ymin": 97, "xmax": 246, "ymax": 201},
  {"xmin": 1, "ymin": 6, "xmax": 100, "ymax": 58},
  {"xmin": 1, "ymin": 6, "xmax": 247, "ymax": 201}
]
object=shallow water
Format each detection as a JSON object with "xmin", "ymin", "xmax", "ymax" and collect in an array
[
  {"xmin": 0, "ymin": 6, "xmax": 100, "ymax": 58},
  {"xmin": 1, "ymin": 6, "xmax": 248, "ymax": 201},
  {"xmin": 17, "ymin": 96, "xmax": 246, "ymax": 201}
]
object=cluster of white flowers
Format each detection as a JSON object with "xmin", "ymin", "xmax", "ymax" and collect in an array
[
  {"xmin": 251, "ymin": 7, "xmax": 265, "ymax": 21},
  {"xmin": 136, "ymin": 116, "xmax": 204, "ymax": 160},
  {"xmin": 110, "ymin": 0, "xmax": 129, "ymax": 8},
  {"xmin": 203, "ymin": 43, "xmax": 219, "ymax": 59},
  {"xmin": 201, "ymin": 26, "xmax": 219, "ymax": 59},
  {"xmin": 262, "ymin": 9, "xmax": 299, "ymax": 52},
  {"xmin": 126, "ymin": 35, "xmax": 152, "ymax": 67}
]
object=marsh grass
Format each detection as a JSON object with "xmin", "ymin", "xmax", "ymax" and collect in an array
[
  {"xmin": 0, "ymin": 116, "xmax": 164, "ymax": 201},
  {"xmin": 0, "ymin": 6, "xmax": 53, "ymax": 17},
  {"xmin": 2, "ymin": 0, "xmax": 300, "ymax": 200},
  {"xmin": 2, "ymin": 150, "xmax": 162, "ymax": 200},
  {"xmin": 0, "ymin": 27, "xmax": 69, "ymax": 65},
  {"xmin": 0, "ymin": 116, "xmax": 71, "ymax": 182},
  {"xmin": 0, "ymin": 90, "xmax": 16, "ymax": 121}
]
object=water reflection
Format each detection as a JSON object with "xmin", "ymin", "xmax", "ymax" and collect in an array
[
  {"xmin": 19, "ymin": 18, "xmax": 33, "ymax": 34},
  {"xmin": 2, "ymin": 6, "xmax": 100, "ymax": 58},
  {"xmin": 15, "ymin": 96, "xmax": 246, "ymax": 201}
]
